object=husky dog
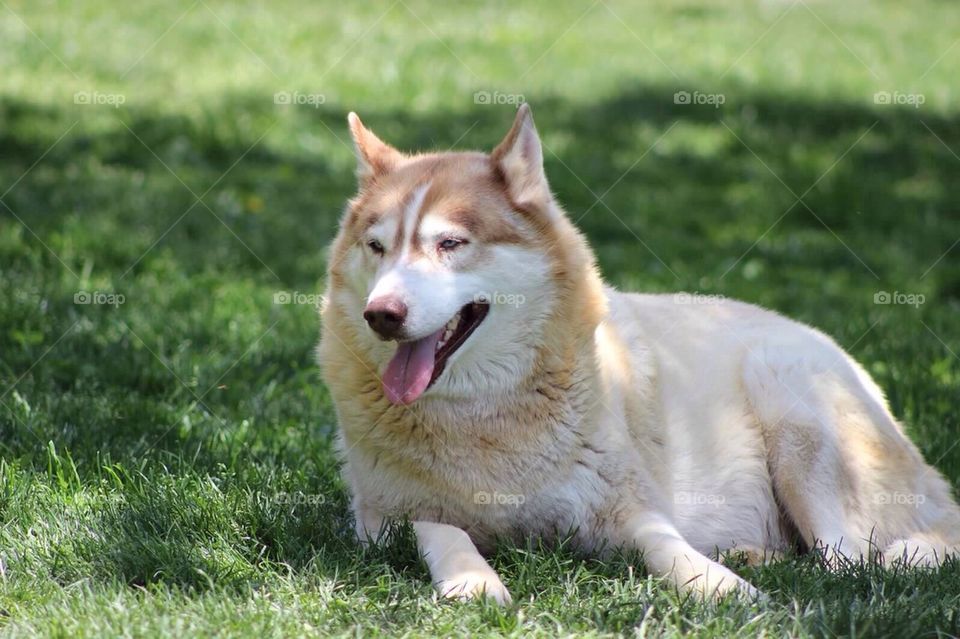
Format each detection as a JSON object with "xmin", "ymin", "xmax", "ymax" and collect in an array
[{"xmin": 317, "ymin": 104, "xmax": 960, "ymax": 602}]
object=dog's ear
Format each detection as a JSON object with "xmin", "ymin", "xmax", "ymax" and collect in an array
[
  {"xmin": 491, "ymin": 104, "xmax": 550, "ymax": 206},
  {"xmin": 347, "ymin": 112, "xmax": 404, "ymax": 182}
]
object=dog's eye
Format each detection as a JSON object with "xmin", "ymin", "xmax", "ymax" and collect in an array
[
  {"xmin": 367, "ymin": 239, "xmax": 384, "ymax": 255},
  {"xmin": 438, "ymin": 238, "xmax": 466, "ymax": 251}
]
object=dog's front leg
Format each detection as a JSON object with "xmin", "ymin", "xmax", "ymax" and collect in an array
[
  {"xmin": 414, "ymin": 521, "xmax": 512, "ymax": 605},
  {"xmin": 624, "ymin": 512, "xmax": 760, "ymax": 600}
]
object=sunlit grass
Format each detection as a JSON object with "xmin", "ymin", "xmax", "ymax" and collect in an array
[{"xmin": 2, "ymin": 0, "xmax": 960, "ymax": 636}]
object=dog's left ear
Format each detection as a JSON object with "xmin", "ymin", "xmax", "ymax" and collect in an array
[
  {"xmin": 347, "ymin": 112, "xmax": 404, "ymax": 183},
  {"xmin": 491, "ymin": 104, "xmax": 550, "ymax": 206}
]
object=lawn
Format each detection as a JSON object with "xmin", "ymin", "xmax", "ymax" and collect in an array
[{"xmin": 2, "ymin": 0, "xmax": 960, "ymax": 636}]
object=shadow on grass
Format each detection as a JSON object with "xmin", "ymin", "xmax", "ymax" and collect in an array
[
  {"xmin": 2, "ymin": 86, "xmax": 959, "ymax": 288},
  {"xmin": 3, "ymin": 83, "xmax": 959, "ymax": 457}
]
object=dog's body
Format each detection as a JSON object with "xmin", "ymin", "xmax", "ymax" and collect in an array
[{"xmin": 318, "ymin": 105, "xmax": 960, "ymax": 602}]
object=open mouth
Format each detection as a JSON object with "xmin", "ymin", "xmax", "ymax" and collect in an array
[{"xmin": 382, "ymin": 302, "xmax": 489, "ymax": 405}]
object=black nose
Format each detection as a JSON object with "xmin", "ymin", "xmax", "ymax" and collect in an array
[{"xmin": 363, "ymin": 297, "xmax": 408, "ymax": 339}]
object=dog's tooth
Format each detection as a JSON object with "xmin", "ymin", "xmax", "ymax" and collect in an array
[{"xmin": 436, "ymin": 313, "xmax": 461, "ymax": 353}]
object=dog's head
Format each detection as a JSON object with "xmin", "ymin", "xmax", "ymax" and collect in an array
[{"xmin": 325, "ymin": 105, "xmax": 602, "ymax": 405}]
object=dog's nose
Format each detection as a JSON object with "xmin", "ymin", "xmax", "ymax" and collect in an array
[{"xmin": 363, "ymin": 297, "xmax": 408, "ymax": 339}]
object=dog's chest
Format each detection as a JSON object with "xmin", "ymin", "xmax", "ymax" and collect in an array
[{"xmin": 346, "ymin": 400, "xmax": 594, "ymax": 542}]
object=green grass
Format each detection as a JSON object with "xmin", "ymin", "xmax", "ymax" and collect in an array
[{"xmin": 2, "ymin": 0, "xmax": 960, "ymax": 635}]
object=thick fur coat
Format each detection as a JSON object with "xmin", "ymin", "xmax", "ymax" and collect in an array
[{"xmin": 318, "ymin": 105, "xmax": 960, "ymax": 602}]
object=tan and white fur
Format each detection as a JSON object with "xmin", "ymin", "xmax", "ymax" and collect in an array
[{"xmin": 317, "ymin": 105, "xmax": 960, "ymax": 603}]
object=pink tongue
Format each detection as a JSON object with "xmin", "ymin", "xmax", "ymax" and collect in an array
[{"xmin": 382, "ymin": 328, "xmax": 443, "ymax": 405}]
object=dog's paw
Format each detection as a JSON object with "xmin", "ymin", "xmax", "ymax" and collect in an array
[
  {"xmin": 685, "ymin": 562, "xmax": 764, "ymax": 602},
  {"xmin": 436, "ymin": 568, "xmax": 512, "ymax": 605},
  {"xmin": 883, "ymin": 539, "xmax": 948, "ymax": 568},
  {"xmin": 709, "ymin": 573, "xmax": 763, "ymax": 602}
]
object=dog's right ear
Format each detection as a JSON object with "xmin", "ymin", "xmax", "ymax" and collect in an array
[{"xmin": 347, "ymin": 112, "xmax": 403, "ymax": 182}]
